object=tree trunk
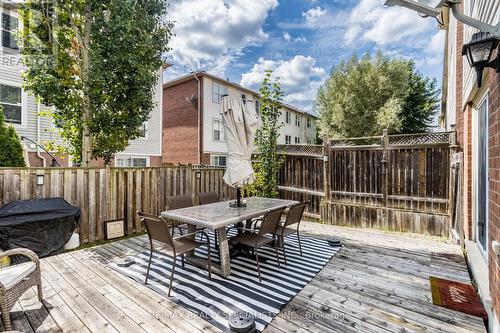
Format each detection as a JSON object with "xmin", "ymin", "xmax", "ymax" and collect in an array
[{"xmin": 81, "ymin": 4, "xmax": 93, "ymax": 167}]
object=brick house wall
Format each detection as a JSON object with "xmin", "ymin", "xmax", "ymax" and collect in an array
[
  {"xmin": 28, "ymin": 152, "xmax": 70, "ymax": 167},
  {"xmin": 453, "ymin": 19, "xmax": 476, "ymax": 240},
  {"xmin": 162, "ymin": 78, "xmax": 200, "ymax": 164},
  {"xmin": 488, "ymin": 67, "xmax": 500, "ymax": 320}
]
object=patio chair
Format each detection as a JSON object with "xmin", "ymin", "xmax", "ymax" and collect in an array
[
  {"xmin": 138, "ymin": 212, "xmax": 211, "ymax": 297},
  {"xmin": 0, "ymin": 249, "xmax": 43, "ymax": 331},
  {"xmin": 273, "ymin": 201, "xmax": 308, "ymax": 264},
  {"xmin": 166, "ymin": 194, "xmax": 195, "ymax": 236},
  {"xmin": 229, "ymin": 207, "xmax": 285, "ymax": 282},
  {"xmin": 197, "ymin": 191, "xmax": 220, "ymax": 245},
  {"xmin": 197, "ymin": 191, "xmax": 219, "ymax": 205}
]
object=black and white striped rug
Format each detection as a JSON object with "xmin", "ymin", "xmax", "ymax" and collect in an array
[{"xmin": 108, "ymin": 232, "xmax": 342, "ymax": 332}]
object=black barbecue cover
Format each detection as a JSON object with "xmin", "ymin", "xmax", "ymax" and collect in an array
[{"xmin": 0, "ymin": 198, "xmax": 80, "ymax": 258}]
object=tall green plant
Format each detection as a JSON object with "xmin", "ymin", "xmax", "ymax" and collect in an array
[
  {"xmin": 247, "ymin": 70, "xmax": 283, "ymax": 198},
  {"xmin": 0, "ymin": 107, "xmax": 26, "ymax": 167},
  {"xmin": 17, "ymin": 0, "xmax": 174, "ymax": 165}
]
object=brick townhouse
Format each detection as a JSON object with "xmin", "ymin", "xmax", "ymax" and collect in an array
[
  {"xmin": 162, "ymin": 71, "xmax": 318, "ymax": 166},
  {"xmin": 440, "ymin": 1, "xmax": 500, "ymax": 330}
]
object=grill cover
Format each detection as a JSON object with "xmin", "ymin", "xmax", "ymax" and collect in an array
[{"xmin": 0, "ymin": 198, "xmax": 80, "ymax": 258}]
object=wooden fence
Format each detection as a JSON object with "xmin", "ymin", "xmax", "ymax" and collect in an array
[
  {"xmin": 278, "ymin": 131, "xmax": 457, "ymax": 237},
  {"xmin": 0, "ymin": 166, "xmax": 233, "ymax": 244},
  {"xmin": 0, "ymin": 131, "xmax": 457, "ymax": 242}
]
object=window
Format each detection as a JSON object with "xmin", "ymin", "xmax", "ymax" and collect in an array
[
  {"xmin": 211, "ymin": 155, "xmax": 227, "ymax": 167},
  {"xmin": 241, "ymin": 93, "xmax": 246, "ymax": 104},
  {"xmin": 212, "ymin": 82, "xmax": 228, "ymax": 103},
  {"xmin": 285, "ymin": 135, "xmax": 291, "ymax": 145},
  {"xmin": 285, "ymin": 111, "xmax": 291, "ymax": 124},
  {"xmin": 295, "ymin": 114, "xmax": 301, "ymax": 127},
  {"xmin": 213, "ymin": 118, "xmax": 225, "ymax": 141},
  {"xmin": 138, "ymin": 122, "xmax": 147, "ymax": 138},
  {"xmin": 307, "ymin": 137, "xmax": 315, "ymax": 144},
  {"xmin": 255, "ymin": 100, "xmax": 260, "ymax": 114},
  {"xmin": 1, "ymin": 13, "xmax": 18, "ymax": 50},
  {"xmin": 307, "ymin": 117, "xmax": 311, "ymax": 128},
  {"xmin": 0, "ymin": 84, "xmax": 22, "ymax": 124},
  {"xmin": 115, "ymin": 157, "xmax": 148, "ymax": 167},
  {"xmin": 294, "ymin": 137, "xmax": 300, "ymax": 144}
]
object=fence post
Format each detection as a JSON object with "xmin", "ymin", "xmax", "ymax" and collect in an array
[
  {"xmin": 448, "ymin": 125, "xmax": 460, "ymax": 241},
  {"xmin": 322, "ymin": 136, "xmax": 331, "ymax": 223},
  {"xmin": 381, "ymin": 129, "xmax": 389, "ymax": 207}
]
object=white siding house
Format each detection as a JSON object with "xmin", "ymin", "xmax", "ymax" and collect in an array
[
  {"xmin": 0, "ymin": 2, "xmax": 163, "ymax": 167},
  {"xmin": 200, "ymin": 74, "xmax": 317, "ymax": 166}
]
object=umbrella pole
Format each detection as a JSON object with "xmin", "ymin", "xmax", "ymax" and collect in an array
[{"xmin": 236, "ymin": 188, "xmax": 241, "ymax": 206}]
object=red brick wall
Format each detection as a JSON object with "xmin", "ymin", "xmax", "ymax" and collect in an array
[
  {"xmin": 150, "ymin": 156, "xmax": 162, "ymax": 167},
  {"xmin": 463, "ymin": 103, "xmax": 473, "ymax": 240},
  {"xmin": 201, "ymin": 153, "xmax": 211, "ymax": 165},
  {"xmin": 162, "ymin": 79, "xmax": 200, "ymax": 164},
  {"xmin": 28, "ymin": 152, "xmax": 70, "ymax": 167},
  {"xmin": 453, "ymin": 19, "xmax": 475, "ymax": 240},
  {"xmin": 488, "ymin": 68, "xmax": 500, "ymax": 320}
]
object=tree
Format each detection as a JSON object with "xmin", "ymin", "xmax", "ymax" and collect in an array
[
  {"xmin": 17, "ymin": 0, "xmax": 173, "ymax": 165},
  {"xmin": 400, "ymin": 65, "xmax": 440, "ymax": 133},
  {"xmin": 316, "ymin": 52, "xmax": 439, "ymax": 139},
  {"xmin": 246, "ymin": 70, "xmax": 283, "ymax": 198},
  {"xmin": 0, "ymin": 107, "xmax": 26, "ymax": 167}
]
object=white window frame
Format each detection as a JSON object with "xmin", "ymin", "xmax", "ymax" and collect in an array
[
  {"xmin": 212, "ymin": 118, "xmax": 225, "ymax": 142},
  {"xmin": 212, "ymin": 82, "xmax": 228, "ymax": 104},
  {"xmin": 307, "ymin": 137, "xmax": 315, "ymax": 144},
  {"xmin": 472, "ymin": 93, "xmax": 489, "ymax": 257},
  {"xmin": 294, "ymin": 137, "xmax": 300, "ymax": 144},
  {"xmin": 136, "ymin": 121, "xmax": 149, "ymax": 141},
  {"xmin": 0, "ymin": 78, "xmax": 27, "ymax": 128},
  {"xmin": 285, "ymin": 135, "xmax": 291, "ymax": 145},
  {"xmin": 210, "ymin": 154, "xmax": 227, "ymax": 167},
  {"xmin": 295, "ymin": 114, "xmax": 301, "ymax": 127},
  {"xmin": 306, "ymin": 117, "xmax": 311, "ymax": 128},
  {"xmin": 285, "ymin": 111, "xmax": 291, "ymax": 124},
  {"xmin": 114, "ymin": 155, "xmax": 150, "ymax": 167},
  {"xmin": 1, "ymin": 11, "xmax": 19, "ymax": 51}
]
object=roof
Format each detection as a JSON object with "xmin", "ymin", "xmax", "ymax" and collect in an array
[{"xmin": 164, "ymin": 70, "xmax": 317, "ymax": 118}]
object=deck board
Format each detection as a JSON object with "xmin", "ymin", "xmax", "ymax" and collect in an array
[{"xmin": 6, "ymin": 222, "xmax": 486, "ymax": 333}]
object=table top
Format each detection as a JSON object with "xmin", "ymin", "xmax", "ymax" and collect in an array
[{"xmin": 160, "ymin": 197, "xmax": 298, "ymax": 229}]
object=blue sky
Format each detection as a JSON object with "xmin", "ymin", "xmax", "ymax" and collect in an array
[{"xmin": 165, "ymin": 0, "xmax": 445, "ymax": 112}]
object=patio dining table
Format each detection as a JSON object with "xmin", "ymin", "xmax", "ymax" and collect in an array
[{"xmin": 160, "ymin": 196, "xmax": 298, "ymax": 277}]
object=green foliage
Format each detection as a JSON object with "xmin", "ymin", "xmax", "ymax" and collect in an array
[
  {"xmin": 17, "ymin": 0, "xmax": 174, "ymax": 163},
  {"xmin": 0, "ymin": 107, "xmax": 26, "ymax": 167},
  {"xmin": 316, "ymin": 52, "xmax": 439, "ymax": 138},
  {"xmin": 246, "ymin": 70, "xmax": 283, "ymax": 198}
]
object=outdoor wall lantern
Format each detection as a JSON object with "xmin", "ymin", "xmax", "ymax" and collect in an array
[
  {"xmin": 384, "ymin": 0, "xmax": 500, "ymax": 88},
  {"xmin": 36, "ymin": 174, "xmax": 44, "ymax": 186},
  {"xmin": 462, "ymin": 32, "xmax": 499, "ymax": 88}
]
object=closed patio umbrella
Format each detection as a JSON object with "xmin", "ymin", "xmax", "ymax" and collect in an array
[{"xmin": 221, "ymin": 96, "xmax": 260, "ymax": 207}]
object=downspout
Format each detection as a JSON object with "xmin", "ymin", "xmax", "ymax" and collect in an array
[
  {"xmin": 36, "ymin": 102, "xmax": 47, "ymax": 167},
  {"xmin": 194, "ymin": 74, "xmax": 201, "ymax": 164}
]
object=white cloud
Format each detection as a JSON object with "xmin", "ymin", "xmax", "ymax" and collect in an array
[
  {"xmin": 240, "ymin": 55, "xmax": 327, "ymax": 110},
  {"xmin": 283, "ymin": 31, "xmax": 307, "ymax": 43},
  {"xmin": 343, "ymin": 0, "xmax": 435, "ymax": 46},
  {"xmin": 167, "ymin": 0, "xmax": 278, "ymax": 71},
  {"xmin": 302, "ymin": 6, "xmax": 327, "ymax": 26}
]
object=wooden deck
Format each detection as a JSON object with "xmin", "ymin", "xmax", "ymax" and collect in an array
[{"xmin": 5, "ymin": 222, "xmax": 486, "ymax": 333}]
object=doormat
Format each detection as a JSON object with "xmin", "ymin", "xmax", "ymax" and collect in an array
[{"xmin": 429, "ymin": 276, "xmax": 487, "ymax": 319}]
